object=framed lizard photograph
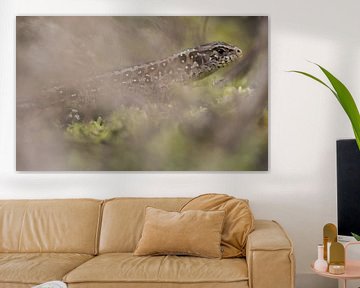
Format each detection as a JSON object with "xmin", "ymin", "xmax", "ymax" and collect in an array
[{"xmin": 16, "ymin": 16, "xmax": 268, "ymax": 171}]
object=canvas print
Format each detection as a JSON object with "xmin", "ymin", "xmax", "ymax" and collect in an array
[{"xmin": 16, "ymin": 16, "xmax": 268, "ymax": 171}]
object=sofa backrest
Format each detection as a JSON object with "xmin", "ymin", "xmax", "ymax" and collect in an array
[
  {"xmin": 0, "ymin": 199, "xmax": 102, "ymax": 255},
  {"xmin": 99, "ymin": 197, "xmax": 190, "ymax": 253}
]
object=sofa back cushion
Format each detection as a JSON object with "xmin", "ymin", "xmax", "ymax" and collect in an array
[
  {"xmin": 181, "ymin": 194, "xmax": 254, "ymax": 258},
  {"xmin": 0, "ymin": 199, "xmax": 102, "ymax": 254},
  {"xmin": 99, "ymin": 198, "xmax": 189, "ymax": 253}
]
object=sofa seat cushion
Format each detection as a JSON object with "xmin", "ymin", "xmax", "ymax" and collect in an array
[
  {"xmin": 0, "ymin": 253, "xmax": 93, "ymax": 285},
  {"xmin": 64, "ymin": 253, "xmax": 248, "ymax": 285}
]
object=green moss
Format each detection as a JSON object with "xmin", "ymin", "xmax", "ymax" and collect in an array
[{"xmin": 66, "ymin": 117, "xmax": 123, "ymax": 145}]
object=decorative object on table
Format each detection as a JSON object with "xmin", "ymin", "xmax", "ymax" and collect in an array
[
  {"xmin": 329, "ymin": 242, "xmax": 345, "ymax": 275},
  {"xmin": 328, "ymin": 264, "xmax": 345, "ymax": 275},
  {"xmin": 314, "ymin": 244, "xmax": 328, "ymax": 272},
  {"xmin": 16, "ymin": 16, "xmax": 269, "ymax": 171},
  {"xmin": 312, "ymin": 238, "xmax": 360, "ymax": 288},
  {"xmin": 318, "ymin": 223, "xmax": 345, "ymax": 275},
  {"xmin": 32, "ymin": 281, "xmax": 67, "ymax": 288},
  {"xmin": 289, "ymin": 63, "xmax": 360, "ymax": 150},
  {"xmin": 323, "ymin": 223, "xmax": 337, "ymax": 262}
]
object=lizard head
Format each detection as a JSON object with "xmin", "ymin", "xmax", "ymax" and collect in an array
[
  {"xmin": 186, "ymin": 41, "xmax": 242, "ymax": 80},
  {"xmin": 198, "ymin": 41, "xmax": 242, "ymax": 66}
]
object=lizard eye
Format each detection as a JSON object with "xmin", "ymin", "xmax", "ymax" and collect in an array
[{"xmin": 217, "ymin": 48, "xmax": 226, "ymax": 55}]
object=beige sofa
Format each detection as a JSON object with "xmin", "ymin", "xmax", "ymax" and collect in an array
[{"xmin": 0, "ymin": 198, "xmax": 295, "ymax": 288}]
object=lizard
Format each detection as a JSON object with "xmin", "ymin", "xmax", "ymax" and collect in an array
[{"xmin": 17, "ymin": 41, "xmax": 242, "ymax": 123}]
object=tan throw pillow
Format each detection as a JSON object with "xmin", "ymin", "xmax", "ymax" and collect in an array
[
  {"xmin": 134, "ymin": 207, "xmax": 225, "ymax": 258},
  {"xmin": 181, "ymin": 193, "xmax": 254, "ymax": 258}
]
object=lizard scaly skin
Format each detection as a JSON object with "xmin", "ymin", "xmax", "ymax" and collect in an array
[{"xmin": 18, "ymin": 42, "xmax": 242, "ymax": 122}]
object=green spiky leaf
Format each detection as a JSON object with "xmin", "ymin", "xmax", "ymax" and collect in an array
[
  {"xmin": 351, "ymin": 232, "xmax": 360, "ymax": 241},
  {"xmin": 288, "ymin": 70, "xmax": 337, "ymax": 98},
  {"xmin": 289, "ymin": 64, "xmax": 360, "ymax": 150}
]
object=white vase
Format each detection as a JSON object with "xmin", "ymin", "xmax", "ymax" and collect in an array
[{"xmin": 314, "ymin": 244, "xmax": 328, "ymax": 272}]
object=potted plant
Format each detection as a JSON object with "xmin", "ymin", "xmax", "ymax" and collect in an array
[{"xmin": 289, "ymin": 63, "xmax": 360, "ymax": 241}]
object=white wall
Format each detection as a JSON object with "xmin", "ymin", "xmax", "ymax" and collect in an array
[{"xmin": 1, "ymin": 1, "xmax": 360, "ymax": 287}]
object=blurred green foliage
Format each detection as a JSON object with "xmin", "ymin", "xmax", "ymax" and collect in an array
[
  {"xmin": 43, "ymin": 16, "xmax": 268, "ymax": 170},
  {"xmin": 65, "ymin": 79, "xmax": 268, "ymax": 170}
]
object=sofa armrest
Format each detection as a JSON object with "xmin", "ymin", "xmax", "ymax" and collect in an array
[{"xmin": 246, "ymin": 220, "xmax": 295, "ymax": 288}]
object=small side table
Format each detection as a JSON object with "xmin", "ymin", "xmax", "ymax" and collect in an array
[{"xmin": 311, "ymin": 242, "xmax": 360, "ymax": 288}]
